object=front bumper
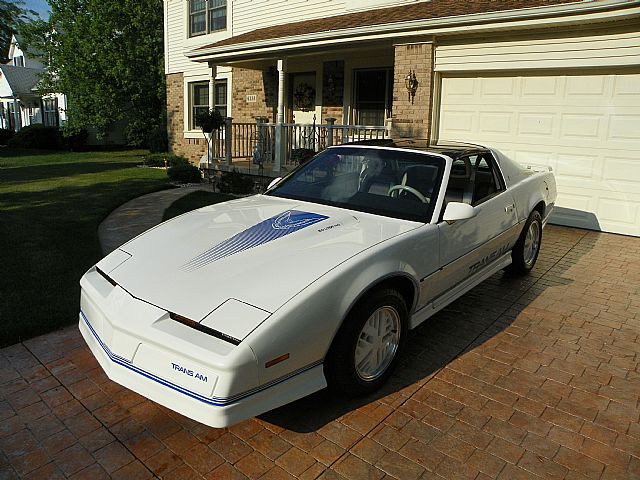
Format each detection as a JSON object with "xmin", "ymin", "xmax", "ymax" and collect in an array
[{"xmin": 78, "ymin": 267, "xmax": 326, "ymax": 427}]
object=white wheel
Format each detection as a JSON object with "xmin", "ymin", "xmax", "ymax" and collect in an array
[
  {"xmin": 354, "ymin": 306, "xmax": 401, "ymax": 381},
  {"xmin": 325, "ymin": 288, "xmax": 407, "ymax": 396}
]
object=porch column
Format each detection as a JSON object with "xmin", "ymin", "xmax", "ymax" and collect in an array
[
  {"xmin": 274, "ymin": 58, "xmax": 287, "ymax": 173},
  {"xmin": 208, "ymin": 63, "xmax": 217, "ymax": 110},
  {"xmin": 13, "ymin": 97, "xmax": 20, "ymax": 132}
]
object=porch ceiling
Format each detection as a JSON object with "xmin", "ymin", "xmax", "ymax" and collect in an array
[{"xmin": 185, "ymin": 0, "xmax": 636, "ymax": 64}]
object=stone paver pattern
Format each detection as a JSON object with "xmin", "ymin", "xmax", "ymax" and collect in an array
[{"xmin": 1, "ymin": 225, "xmax": 639, "ymax": 479}]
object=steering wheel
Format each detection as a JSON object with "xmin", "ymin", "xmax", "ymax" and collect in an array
[{"xmin": 388, "ymin": 185, "xmax": 429, "ymax": 204}]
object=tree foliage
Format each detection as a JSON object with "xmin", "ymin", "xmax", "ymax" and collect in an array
[
  {"xmin": 22, "ymin": 0, "xmax": 165, "ymax": 145},
  {"xmin": 0, "ymin": 0, "xmax": 38, "ymax": 63}
]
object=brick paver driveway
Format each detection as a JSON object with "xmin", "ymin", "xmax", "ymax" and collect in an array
[{"xmin": 1, "ymin": 226, "xmax": 639, "ymax": 479}]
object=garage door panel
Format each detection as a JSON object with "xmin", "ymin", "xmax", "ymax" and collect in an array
[
  {"xmin": 560, "ymin": 114, "xmax": 601, "ymax": 139},
  {"xmin": 439, "ymin": 72, "xmax": 640, "ymax": 236}
]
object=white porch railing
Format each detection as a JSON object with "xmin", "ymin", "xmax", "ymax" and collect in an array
[{"xmin": 208, "ymin": 117, "xmax": 391, "ymax": 172}]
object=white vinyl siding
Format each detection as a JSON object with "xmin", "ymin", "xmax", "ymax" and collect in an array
[
  {"xmin": 438, "ymin": 72, "xmax": 640, "ymax": 237},
  {"xmin": 435, "ymin": 30, "xmax": 640, "ymax": 72},
  {"xmin": 232, "ymin": 0, "xmax": 346, "ymax": 36}
]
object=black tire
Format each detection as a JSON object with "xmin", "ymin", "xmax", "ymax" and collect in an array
[
  {"xmin": 508, "ymin": 210, "xmax": 543, "ymax": 275},
  {"xmin": 324, "ymin": 288, "xmax": 408, "ymax": 396}
]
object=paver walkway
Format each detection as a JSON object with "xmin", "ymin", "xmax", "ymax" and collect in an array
[
  {"xmin": 98, "ymin": 184, "xmax": 212, "ymax": 255},
  {"xmin": 1, "ymin": 215, "xmax": 639, "ymax": 479}
]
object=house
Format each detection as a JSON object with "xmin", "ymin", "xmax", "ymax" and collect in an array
[
  {"xmin": 0, "ymin": 34, "xmax": 67, "ymax": 132},
  {"xmin": 164, "ymin": 0, "xmax": 640, "ymax": 237}
]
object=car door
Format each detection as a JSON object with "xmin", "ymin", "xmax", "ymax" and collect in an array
[{"xmin": 420, "ymin": 153, "xmax": 520, "ymax": 307}]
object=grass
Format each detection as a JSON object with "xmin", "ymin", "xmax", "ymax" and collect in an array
[
  {"xmin": 162, "ymin": 190, "xmax": 236, "ymax": 221},
  {"xmin": 0, "ymin": 148, "xmax": 171, "ymax": 347}
]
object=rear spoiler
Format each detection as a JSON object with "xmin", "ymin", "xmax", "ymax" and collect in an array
[{"xmin": 525, "ymin": 164, "xmax": 553, "ymax": 173}]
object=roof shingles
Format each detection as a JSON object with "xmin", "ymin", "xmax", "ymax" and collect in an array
[
  {"xmin": 199, "ymin": 0, "xmax": 584, "ymax": 51},
  {"xmin": 0, "ymin": 64, "xmax": 43, "ymax": 96}
]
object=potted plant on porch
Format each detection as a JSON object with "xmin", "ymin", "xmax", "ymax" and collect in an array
[{"xmin": 195, "ymin": 108, "xmax": 224, "ymax": 183}]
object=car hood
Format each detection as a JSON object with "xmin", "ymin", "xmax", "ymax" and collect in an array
[{"xmin": 101, "ymin": 195, "xmax": 420, "ymax": 324}]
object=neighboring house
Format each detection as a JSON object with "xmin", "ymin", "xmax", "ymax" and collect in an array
[
  {"xmin": 164, "ymin": 0, "xmax": 640, "ymax": 237},
  {"xmin": 0, "ymin": 34, "xmax": 67, "ymax": 132}
]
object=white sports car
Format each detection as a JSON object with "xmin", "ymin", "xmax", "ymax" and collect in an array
[{"xmin": 79, "ymin": 141, "xmax": 556, "ymax": 427}]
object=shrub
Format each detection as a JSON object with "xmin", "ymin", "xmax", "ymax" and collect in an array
[
  {"xmin": 64, "ymin": 128, "xmax": 89, "ymax": 151},
  {"xmin": 0, "ymin": 128, "xmax": 14, "ymax": 145},
  {"xmin": 167, "ymin": 163, "xmax": 201, "ymax": 183},
  {"xmin": 218, "ymin": 169, "xmax": 254, "ymax": 194},
  {"xmin": 7, "ymin": 124, "xmax": 62, "ymax": 149},
  {"xmin": 291, "ymin": 148, "xmax": 316, "ymax": 165},
  {"xmin": 143, "ymin": 153, "xmax": 190, "ymax": 168},
  {"xmin": 146, "ymin": 125, "xmax": 168, "ymax": 153}
]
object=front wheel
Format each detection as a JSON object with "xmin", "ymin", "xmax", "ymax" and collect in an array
[
  {"xmin": 508, "ymin": 210, "xmax": 542, "ymax": 274},
  {"xmin": 324, "ymin": 289, "xmax": 407, "ymax": 396}
]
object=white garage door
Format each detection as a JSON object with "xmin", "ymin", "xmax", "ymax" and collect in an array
[{"xmin": 438, "ymin": 73, "xmax": 640, "ymax": 236}]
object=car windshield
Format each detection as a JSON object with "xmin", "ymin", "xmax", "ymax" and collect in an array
[{"xmin": 266, "ymin": 146, "xmax": 445, "ymax": 222}]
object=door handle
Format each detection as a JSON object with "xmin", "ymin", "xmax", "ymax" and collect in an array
[{"xmin": 505, "ymin": 204, "xmax": 515, "ymax": 213}]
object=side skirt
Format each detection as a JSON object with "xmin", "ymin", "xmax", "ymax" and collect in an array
[{"xmin": 409, "ymin": 252, "xmax": 512, "ymax": 329}]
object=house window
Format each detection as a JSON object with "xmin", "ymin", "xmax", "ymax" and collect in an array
[
  {"xmin": 189, "ymin": 79, "xmax": 227, "ymax": 130},
  {"xmin": 189, "ymin": 0, "xmax": 226, "ymax": 36},
  {"xmin": 43, "ymin": 98, "xmax": 59, "ymax": 127},
  {"xmin": 353, "ymin": 68, "xmax": 393, "ymax": 126},
  {"xmin": 13, "ymin": 55, "xmax": 25, "ymax": 67}
]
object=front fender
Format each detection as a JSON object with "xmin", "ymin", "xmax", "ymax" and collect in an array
[{"xmin": 245, "ymin": 226, "xmax": 438, "ymax": 386}]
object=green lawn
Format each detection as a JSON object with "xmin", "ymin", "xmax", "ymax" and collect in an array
[
  {"xmin": 162, "ymin": 190, "xmax": 236, "ymax": 221},
  {"xmin": 0, "ymin": 148, "xmax": 171, "ymax": 347}
]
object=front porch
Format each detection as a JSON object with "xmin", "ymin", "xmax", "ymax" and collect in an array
[{"xmin": 200, "ymin": 117, "xmax": 391, "ymax": 178}]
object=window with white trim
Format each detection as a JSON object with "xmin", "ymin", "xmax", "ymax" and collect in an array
[
  {"xmin": 189, "ymin": 79, "xmax": 227, "ymax": 130},
  {"xmin": 189, "ymin": 0, "xmax": 226, "ymax": 36},
  {"xmin": 43, "ymin": 98, "xmax": 59, "ymax": 127}
]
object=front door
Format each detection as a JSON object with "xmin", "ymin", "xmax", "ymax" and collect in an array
[{"xmin": 291, "ymin": 72, "xmax": 317, "ymax": 125}]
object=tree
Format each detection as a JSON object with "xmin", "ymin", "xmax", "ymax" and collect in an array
[
  {"xmin": 0, "ymin": 0, "xmax": 38, "ymax": 63},
  {"xmin": 22, "ymin": 0, "xmax": 165, "ymax": 146}
]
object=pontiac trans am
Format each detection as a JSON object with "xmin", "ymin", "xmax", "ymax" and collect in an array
[{"xmin": 79, "ymin": 141, "xmax": 557, "ymax": 427}]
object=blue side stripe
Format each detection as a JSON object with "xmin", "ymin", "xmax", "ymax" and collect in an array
[{"xmin": 80, "ymin": 311, "xmax": 322, "ymax": 407}]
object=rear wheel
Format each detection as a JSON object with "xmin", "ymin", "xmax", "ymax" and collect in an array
[
  {"xmin": 508, "ymin": 210, "xmax": 542, "ymax": 274},
  {"xmin": 325, "ymin": 289, "xmax": 407, "ymax": 396}
]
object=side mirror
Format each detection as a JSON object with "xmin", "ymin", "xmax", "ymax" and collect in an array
[
  {"xmin": 442, "ymin": 202, "xmax": 476, "ymax": 224},
  {"xmin": 267, "ymin": 177, "xmax": 282, "ymax": 190}
]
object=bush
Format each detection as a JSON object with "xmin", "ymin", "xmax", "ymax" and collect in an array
[
  {"xmin": 0, "ymin": 128, "xmax": 14, "ymax": 145},
  {"xmin": 146, "ymin": 125, "xmax": 168, "ymax": 153},
  {"xmin": 143, "ymin": 153, "xmax": 190, "ymax": 168},
  {"xmin": 218, "ymin": 169, "xmax": 254, "ymax": 194},
  {"xmin": 64, "ymin": 128, "xmax": 89, "ymax": 151},
  {"xmin": 167, "ymin": 163, "xmax": 201, "ymax": 183},
  {"xmin": 291, "ymin": 148, "xmax": 316, "ymax": 165},
  {"xmin": 7, "ymin": 124, "xmax": 62, "ymax": 149}
]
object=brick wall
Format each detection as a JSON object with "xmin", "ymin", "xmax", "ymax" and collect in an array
[
  {"xmin": 391, "ymin": 42, "xmax": 434, "ymax": 139},
  {"xmin": 231, "ymin": 67, "xmax": 277, "ymax": 123},
  {"xmin": 166, "ymin": 72, "xmax": 207, "ymax": 164}
]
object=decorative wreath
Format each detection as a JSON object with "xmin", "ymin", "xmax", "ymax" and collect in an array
[{"xmin": 293, "ymin": 82, "xmax": 315, "ymax": 112}]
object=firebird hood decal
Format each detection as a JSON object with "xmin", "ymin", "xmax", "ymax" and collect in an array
[{"xmin": 181, "ymin": 210, "xmax": 329, "ymax": 271}]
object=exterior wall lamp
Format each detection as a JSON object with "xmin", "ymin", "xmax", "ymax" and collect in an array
[{"xmin": 405, "ymin": 70, "xmax": 418, "ymax": 104}]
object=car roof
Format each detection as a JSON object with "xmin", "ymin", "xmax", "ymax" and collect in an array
[{"xmin": 341, "ymin": 138, "xmax": 489, "ymax": 160}]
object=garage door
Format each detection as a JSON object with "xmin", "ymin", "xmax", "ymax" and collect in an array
[{"xmin": 438, "ymin": 73, "xmax": 640, "ymax": 236}]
